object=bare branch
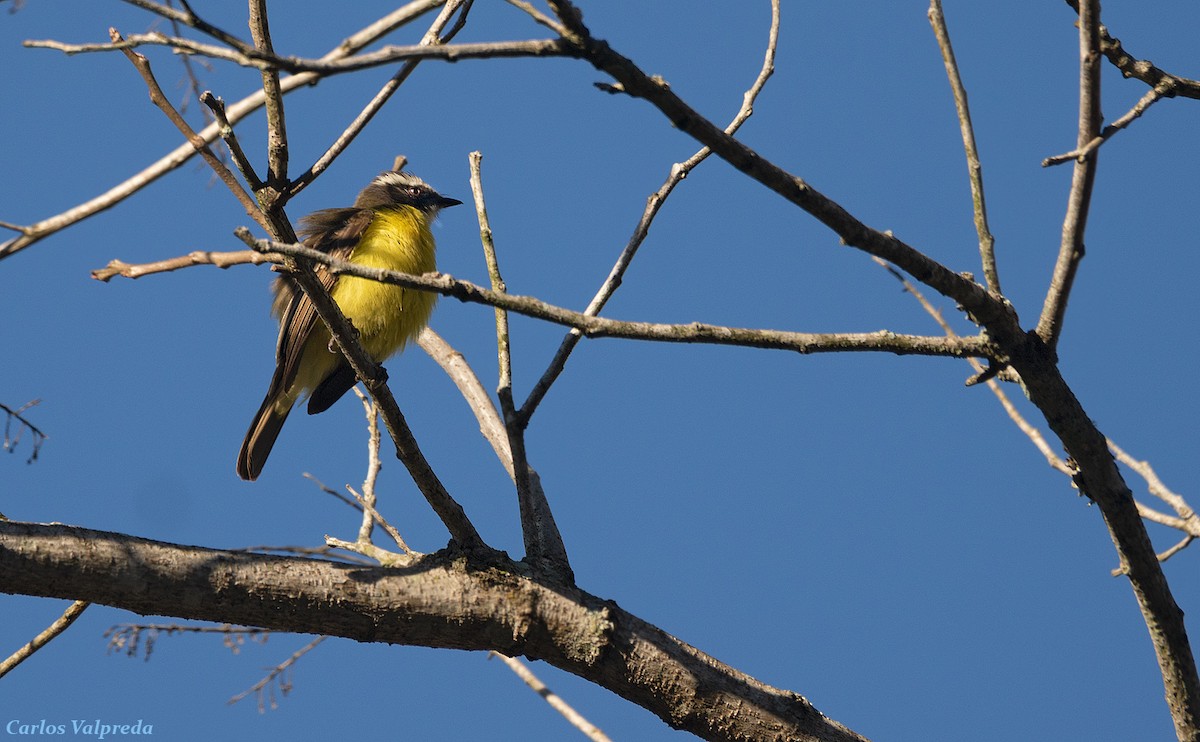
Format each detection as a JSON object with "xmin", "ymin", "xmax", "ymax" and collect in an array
[
  {"xmin": 519, "ymin": 0, "xmax": 781, "ymax": 422},
  {"xmin": 248, "ymin": 0, "xmax": 288, "ymax": 194},
  {"xmin": 417, "ymin": 329, "xmax": 511, "ymax": 477},
  {"xmin": 233, "ymin": 544, "xmax": 374, "ymax": 566},
  {"xmin": 25, "ymin": 32, "xmax": 268, "ymax": 68},
  {"xmin": 1, "ymin": 521, "xmax": 868, "ymax": 742},
  {"xmin": 120, "ymin": 0, "xmax": 255, "ymax": 55},
  {"xmin": 353, "ymin": 390, "xmax": 386, "ymax": 546},
  {"xmin": 1035, "ymin": 0, "xmax": 1102, "ymax": 348},
  {"xmin": 286, "ymin": 0, "xmax": 475, "ymax": 201},
  {"xmin": 228, "ymin": 636, "xmax": 327, "ymax": 713},
  {"xmin": 1, "ymin": 1, "xmax": 445, "ymax": 261},
  {"xmin": 243, "ymin": 232, "xmax": 998, "ymax": 361},
  {"xmin": 505, "ymin": 0, "xmax": 569, "ymax": 36},
  {"xmin": 232, "ymin": 231, "xmax": 487, "ymax": 553},
  {"xmin": 1043, "ymin": 84, "xmax": 1171, "ymax": 166},
  {"xmin": 303, "ymin": 473, "xmax": 365, "ymax": 514},
  {"xmin": 469, "ymin": 153, "xmax": 571, "ymax": 581},
  {"xmin": 928, "ymin": 0, "xmax": 999, "ymax": 294},
  {"xmin": 105, "ymin": 622, "xmax": 270, "ymax": 660},
  {"xmin": 872, "ymin": 258, "xmax": 1073, "ymax": 477},
  {"xmin": 2, "ymin": 400, "xmax": 48, "ymax": 464},
  {"xmin": 0, "ymin": 601, "xmax": 89, "ymax": 678},
  {"xmin": 90, "ymin": 249, "xmax": 267, "ymax": 281},
  {"xmin": 27, "ymin": 33, "xmax": 570, "ymax": 75},
  {"xmin": 490, "ymin": 652, "xmax": 612, "ymax": 742},
  {"xmin": 1062, "ymin": 0, "xmax": 1200, "ymax": 99},
  {"xmin": 200, "ymin": 91, "xmax": 263, "ymax": 191}
]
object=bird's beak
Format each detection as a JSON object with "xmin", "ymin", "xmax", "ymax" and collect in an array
[{"xmin": 436, "ymin": 196, "xmax": 464, "ymax": 209}]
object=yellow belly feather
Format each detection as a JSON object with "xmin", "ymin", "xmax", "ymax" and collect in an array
[{"xmin": 289, "ymin": 205, "xmax": 438, "ymax": 401}]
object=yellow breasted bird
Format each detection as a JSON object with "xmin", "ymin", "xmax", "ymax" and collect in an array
[{"xmin": 236, "ymin": 171, "xmax": 461, "ymax": 481}]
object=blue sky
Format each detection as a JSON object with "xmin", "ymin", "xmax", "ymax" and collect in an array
[{"xmin": 2, "ymin": 2, "xmax": 1199, "ymax": 740}]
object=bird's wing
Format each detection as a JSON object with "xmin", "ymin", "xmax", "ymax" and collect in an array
[{"xmin": 263, "ymin": 207, "xmax": 375, "ymax": 403}]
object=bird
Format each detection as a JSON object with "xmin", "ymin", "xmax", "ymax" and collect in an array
[{"xmin": 236, "ymin": 170, "xmax": 461, "ymax": 481}]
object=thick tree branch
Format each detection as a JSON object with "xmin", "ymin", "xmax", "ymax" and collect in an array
[{"xmin": 0, "ymin": 521, "xmax": 866, "ymax": 742}]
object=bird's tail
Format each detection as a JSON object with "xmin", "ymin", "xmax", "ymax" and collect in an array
[{"xmin": 236, "ymin": 393, "xmax": 292, "ymax": 481}]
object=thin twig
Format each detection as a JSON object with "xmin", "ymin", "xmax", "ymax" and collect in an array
[
  {"xmin": 324, "ymin": 536, "xmax": 417, "ymax": 567},
  {"xmin": 248, "ymin": 0, "xmax": 288, "ymax": 204},
  {"xmin": 519, "ymin": 0, "xmax": 781, "ymax": 423},
  {"xmin": 303, "ymin": 472, "xmax": 365, "ymax": 513},
  {"xmin": 0, "ymin": 601, "xmax": 89, "ymax": 679},
  {"xmin": 26, "ymin": 33, "xmax": 269, "ymax": 68},
  {"xmin": 1043, "ymin": 84, "xmax": 1171, "ymax": 166},
  {"xmin": 1113, "ymin": 536, "xmax": 1195, "ymax": 578},
  {"xmin": 353, "ymin": 388, "xmax": 385, "ymax": 545},
  {"xmin": 243, "ymin": 231, "xmax": 997, "ymax": 360},
  {"xmin": 341, "ymin": 484, "xmax": 415, "ymax": 556},
  {"xmin": 164, "ymin": 5, "xmax": 218, "ymax": 133},
  {"xmin": 469, "ymin": 153, "xmax": 570, "ymax": 579},
  {"xmin": 232, "ymin": 544, "xmax": 374, "ymax": 565},
  {"xmin": 105, "ymin": 621, "xmax": 269, "ymax": 659},
  {"xmin": 490, "ymin": 652, "xmax": 612, "ymax": 742},
  {"xmin": 2, "ymin": 400, "xmax": 49, "ymax": 463},
  {"xmin": 286, "ymin": 0, "xmax": 475, "ymax": 201},
  {"xmin": 2, "ymin": 2, "xmax": 444, "ymax": 261},
  {"xmin": 28, "ymin": 33, "xmax": 569, "ymax": 76},
  {"xmin": 121, "ymin": 0, "xmax": 256, "ymax": 55},
  {"xmin": 928, "ymin": 0, "xmax": 999, "ymax": 294},
  {"xmin": 1109, "ymin": 439, "xmax": 1195, "ymax": 521},
  {"xmin": 110, "ymin": 27, "xmax": 272, "ymax": 235},
  {"xmin": 227, "ymin": 636, "xmax": 327, "ymax": 713},
  {"xmin": 90, "ymin": 249, "xmax": 268, "ymax": 281},
  {"xmin": 199, "ymin": 91, "xmax": 263, "ymax": 191},
  {"xmin": 505, "ymin": 0, "xmax": 569, "ymax": 36}
]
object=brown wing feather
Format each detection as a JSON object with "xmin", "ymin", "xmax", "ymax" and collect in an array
[
  {"xmin": 264, "ymin": 208, "xmax": 375, "ymax": 404},
  {"xmin": 237, "ymin": 207, "xmax": 376, "ymax": 480}
]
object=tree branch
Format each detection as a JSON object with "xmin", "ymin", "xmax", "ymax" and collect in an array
[
  {"xmin": 232, "ymin": 232, "xmax": 486, "ymax": 553},
  {"xmin": 1062, "ymin": 0, "xmax": 1200, "ymax": 99},
  {"xmin": 243, "ymin": 233, "xmax": 997, "ymax": 361},
  {"xmin": 468, "ymin": 153, "xmax": 572, "ymax": 582},
  {"xmin": 285, "ymin": 0, "xmax": 476, "ymax": 203},
  {"xmin": 1042, "ymin": 84, "xmax": 1170, "ymax": 167},
  {"xmin": 248, "ymin": 0, "xmax": 288, "ymax": 195},
  {"xmin": 928, "ymin": 0, "xmax": 999, "ymax": 294},
  {"xmin": 0, "ymin": 521, "xmax": 867, "ymax": 742},
  {"xmin": 0, "ymin": 600, "xmax": 89, "ymax": 679},
  {"xmin": 1035, "ymin": 0, "xmax": 1102, "ymax": 348},
  {"xmin": 0, "ymin": 1, "xmax": 444, "ymax": 261},
  {"xmin": 529, "ymin": 6, "xmax": 1200, "ymax": 735},
  {"xmin": 518, "ymin": 0, "xmax": 781, "ymax": 424}
]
